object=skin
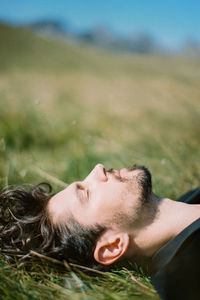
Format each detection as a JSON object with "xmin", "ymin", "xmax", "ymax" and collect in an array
[
  {"xmin": 48, "ymin": 164, "xmax": 200, "ymax": 265},
  {"xmin": 48, "ymin": 163, "xmax": 147, "ymax": 229}
]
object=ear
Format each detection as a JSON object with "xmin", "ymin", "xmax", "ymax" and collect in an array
[{"xmin": 94, "ymin": 230, "xmax": 129, "ymax": 265}]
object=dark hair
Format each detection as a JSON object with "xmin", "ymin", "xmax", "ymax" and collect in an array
[{"xmin": 0, "ymin": 183, "xmax": 105, "ymax": 269}]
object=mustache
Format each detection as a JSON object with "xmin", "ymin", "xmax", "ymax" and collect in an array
[
  {"xmin": 106, "ymin": 164, "xmax": 147, "ymax": 180},
  {"xmin": 106, "ymin": 165, "xmax": 136, "ymax": 174},
  {"xmin": 106, "ymin": 168, "xmax": 114, "ymax": 173},
  {"xmin": 107, "ymin": 165, "xmax": 136, "ymax": 174},
  {"xmin": 106, "ymin": 168, "xmax": 126, "ymax": 182}
]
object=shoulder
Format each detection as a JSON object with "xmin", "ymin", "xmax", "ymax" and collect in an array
[
  {"xmin": 151, "ymin": 221, "xmax": 200, "ymax": 300},
  {"xmin": 177, "ymin": 187, "xmax": 200, "ymax": 204}
]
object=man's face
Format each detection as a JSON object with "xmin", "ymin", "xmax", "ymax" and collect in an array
[{"xmin": 48, "ymin": 164, "xmax": 152, "ymax": 230}]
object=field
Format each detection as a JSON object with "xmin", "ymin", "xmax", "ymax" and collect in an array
[{"xmin": 0, "ymin": 23, "xmax": 200, "ymax": 299}]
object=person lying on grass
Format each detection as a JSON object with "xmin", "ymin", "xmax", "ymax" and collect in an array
[{"xmin": 0, "ymin": 164, "xmax": 200, "ymax": 300}]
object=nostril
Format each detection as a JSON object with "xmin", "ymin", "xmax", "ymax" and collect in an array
[
  {"xmin": 102, "ymin": 167, "xmax": 108, "ymax": 181},
  {"xmin": 96, "ymin": 164, "xmax": 107, "ymax": 181}
]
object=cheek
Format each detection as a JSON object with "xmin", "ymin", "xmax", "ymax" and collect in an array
[
  {"xmin": 76, "ymin": 182, "xmax": 134, "ymax": 226},
  {"xmin": 95, "ymin": 185, "xmax": 126, "ymax": 216}
]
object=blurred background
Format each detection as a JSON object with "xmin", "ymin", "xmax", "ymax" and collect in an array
[{"xmin": 0, "ymin": 0, "xmax": 200, "ymax": 199}]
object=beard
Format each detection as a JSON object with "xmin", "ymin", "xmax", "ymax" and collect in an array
[
  {"xmin": 127, "ymin": 164, "xmax": 152, "ymax": 204},
  {"xmin": 106, "ymin": 164, "xmax": 153, "ymax": 229},
  {"xmin": 107, "ymin": 164, "xmax": 152, "ymax": 204}
]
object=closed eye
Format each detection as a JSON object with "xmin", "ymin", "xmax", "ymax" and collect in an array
[
  {"xmin": 86, "ymin": 189, "xmax": 90, "ymax": 200},
  {"xmin": 76, "ymin": 183, "xmax": 89, "ymax": 202}
]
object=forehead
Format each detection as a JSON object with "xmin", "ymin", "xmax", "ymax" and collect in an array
[{"xmin": 48, "ymin": 183, "xmax": 77, "ymax": 225}]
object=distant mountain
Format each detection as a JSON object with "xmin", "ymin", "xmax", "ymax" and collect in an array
[
  {"xmin": 77, "ymin": 26, "xmax": 162, "ymax": 54},
  {"xmin": 25, "ymin": 20, "xmax": 162, "ymax": 54},
  {"xmin": 2, "ymin": 19, "xmax": 199, "ymax": 55},
  {"xmin": 27, "ymin": 19, "xmax": 68, "ymax": 37},
  {"xmin": 78, "ymin": 26, "xmax": 118, "ymax": 47}
]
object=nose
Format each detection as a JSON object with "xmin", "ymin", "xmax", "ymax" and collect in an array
[{"xmin": 86, "ymin": 164, "xmax": 107, "ymax": 182}]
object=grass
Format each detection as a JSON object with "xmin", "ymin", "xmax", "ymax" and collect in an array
[
  {"xmin": 0, "ymin": 255, "xmax": 158, "ymax": 300},
  {"xmin": 0, "ymin": 23, "xmax": 200, "ymax": 299}
]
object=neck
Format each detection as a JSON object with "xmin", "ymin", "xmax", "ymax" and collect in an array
[{"xmin": 129, "ymin": 194, "xmax": 200, "ymax": 258}]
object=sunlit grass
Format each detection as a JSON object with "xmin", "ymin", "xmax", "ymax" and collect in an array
[{"xmin": 0, "ymin": 23, "xmax": 200, "ymax": 299}]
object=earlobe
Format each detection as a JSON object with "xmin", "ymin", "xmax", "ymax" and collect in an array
[{"xmin": 94, "ymin": 230, "xmax": 129, "ymax": 265}]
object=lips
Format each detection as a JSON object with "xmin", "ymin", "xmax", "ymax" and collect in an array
[
  {"xmin": 106, "ymin": 168, "xmax": 121, "ymax": 179},
  {"xmin": 113, "ymin": 170, "xmax": 120, "ymax": 178},
  {"xmin": 119, "ymin": 168, "xmax": 127, "ymax": 178}
]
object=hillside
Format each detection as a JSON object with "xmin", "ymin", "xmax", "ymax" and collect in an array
[
  {"xmin": 0, "ymin": 22, "xmax": 107, "ymax": 72},
  {"xmin": 1, "ymin": 22, "xmax": 200, "ymax": 79}
]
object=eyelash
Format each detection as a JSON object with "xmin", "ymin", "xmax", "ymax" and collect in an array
[{"xmin": 77, "ymin": 184, "xmax": 89, "ymax": 201}]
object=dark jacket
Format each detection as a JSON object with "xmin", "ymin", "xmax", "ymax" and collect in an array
[{"xmin": 150, "ymin": 188, "xmax": 200, "ymax": 300}]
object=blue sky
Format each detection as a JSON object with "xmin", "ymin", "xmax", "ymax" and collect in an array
[{"xmin": 0, "ymin": 0, "xmax": 200, "ymax": 49}]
